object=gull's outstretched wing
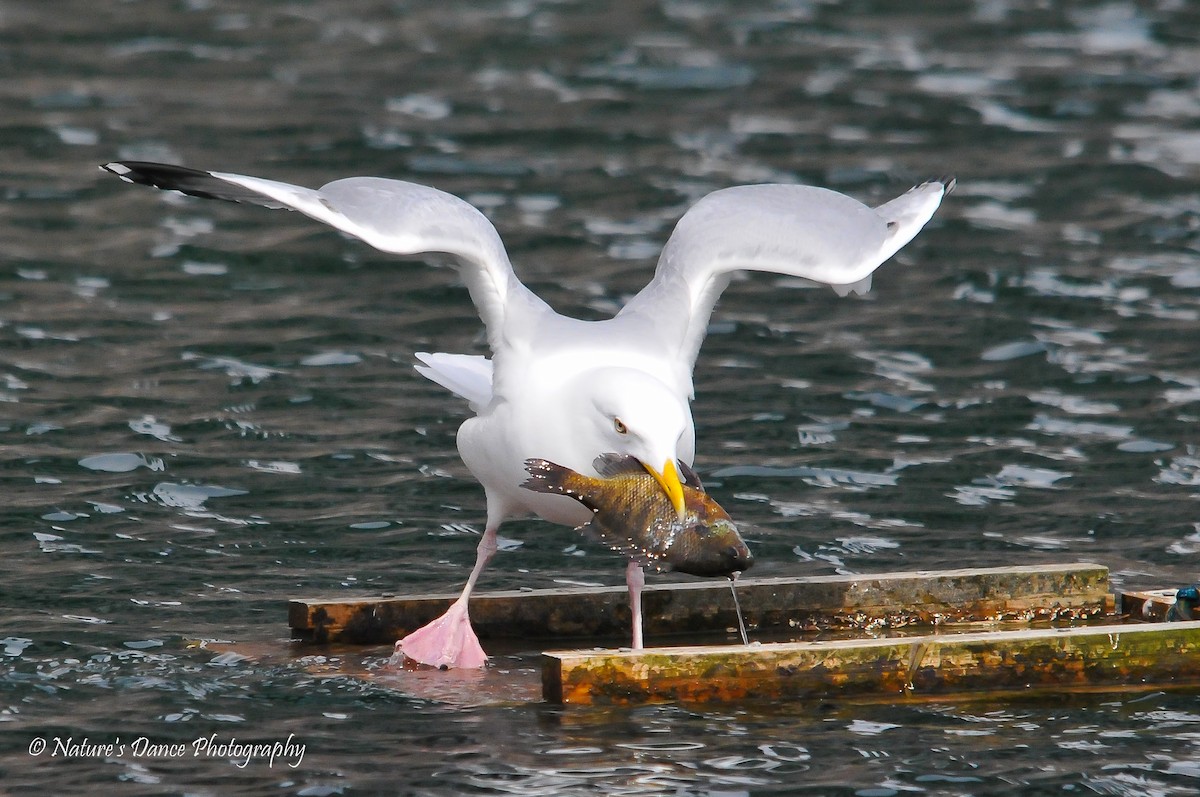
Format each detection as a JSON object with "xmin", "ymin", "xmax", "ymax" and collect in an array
[
  {"xmin": 617, "ymin": 179, "xmax": 951, "ymax": 369},
  {"xmin": 101, "ymin": 161, "xmax": 547, "ymax": 349}
]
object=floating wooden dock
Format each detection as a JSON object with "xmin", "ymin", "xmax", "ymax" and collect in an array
[
  {"xmin": 290, "ymin": 562, "xmax": 1112, "ymax": 644},
  {"xmin": 543, "ymin": 620, "xmax": 1200, "ymax": 704},
  {"xmin": 286, "ymin": 562, "xmax": 1200, "ymax": 705}
]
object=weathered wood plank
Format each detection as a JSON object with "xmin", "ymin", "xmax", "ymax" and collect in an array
[
  {"xmin": 290, "ymin": 563, "xmax": 1111, "ymax": 644},
  {"xmin": 542, "ymin": 620, "xmax": 1200, "ymax": 705}
]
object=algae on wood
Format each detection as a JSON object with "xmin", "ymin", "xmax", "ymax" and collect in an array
[
  {"xmin": 290, "ymin": 563, "xmax": 1112, "ymax": 644},
  {"xmin": 543, "ymin": 620, "xmax": 1200, "ymax": 705}
]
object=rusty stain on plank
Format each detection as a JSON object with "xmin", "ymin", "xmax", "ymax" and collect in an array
[
  {"xmin": 289, "ymin": 563, "xmax": 1112, "ymax": 644},
  {"xmin": 542, "ymin": 620, "xmax": 1200, "ymax": 705}
]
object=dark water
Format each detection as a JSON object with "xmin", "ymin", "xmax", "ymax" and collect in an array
[{"xmin": 5, "ymin": 0, "xmax": 1200, "ymax": 794}]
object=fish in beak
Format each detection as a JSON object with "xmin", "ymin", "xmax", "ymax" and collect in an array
[
  {"xmin": 522, "ymin": 455, "xmax": 753, "ymax": 579},
  {"xmin": 641, "ymin": 458, "xmax": 686, "ymax": 522}
]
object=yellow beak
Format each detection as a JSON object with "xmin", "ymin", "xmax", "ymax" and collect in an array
[{"xmin": 643, "ymin": 458, "xmax": 687, "ymax": 522}]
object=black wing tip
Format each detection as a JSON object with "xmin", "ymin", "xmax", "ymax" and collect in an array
[
  {"xmin": 99, "ymin": 160, "xmax": 275, "ymax": 207},
  {"xmin": 100, "ymin": 160, "xmax": 211, "ymax": 187},
  {"xmin": 100, "ymin": 161, "xmax": 141, "ymax": 184},
  {"xmin": 911, "ymin": 175, "xmax": 956, "ymax": 195}
]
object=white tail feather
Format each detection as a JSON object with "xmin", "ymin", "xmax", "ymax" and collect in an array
[{"xmin": 413, "ymin": 352, "xmax": 493, "ymax": 410}]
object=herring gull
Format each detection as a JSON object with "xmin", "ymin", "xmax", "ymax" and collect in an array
[{"xmin": 101, "ymin": 160, "xmax": 949, "ymax": 667}]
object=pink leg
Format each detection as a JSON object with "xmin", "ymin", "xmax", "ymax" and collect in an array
[
  {"xmin": 626, "ymin": 561, "xmax": 645, "ymax": 649},
  {"xmin": 394, "ymin": 525, "xmax": 497, "ymax": 669}
]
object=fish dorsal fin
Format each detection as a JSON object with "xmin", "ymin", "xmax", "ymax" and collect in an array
[
  {"xmin": 678, "ymin": 460, "xmax": 703, "ymax": 489},
  {"xmin": 591, "ymin": 453, "xmax": 645, "ymax": 478},
  {"xmin": 593, "ymin": 453, "xmax": 702, "ymax": 488}
]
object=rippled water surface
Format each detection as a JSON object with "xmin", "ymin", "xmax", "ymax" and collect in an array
[{"xmin": 5, "ymin": 1, "xmax": 1200, "ymax": 794}]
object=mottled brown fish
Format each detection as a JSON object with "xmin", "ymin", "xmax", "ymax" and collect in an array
[{"xmin": 522, "ymin": 454, "xmax": 753, "ymax": 577}]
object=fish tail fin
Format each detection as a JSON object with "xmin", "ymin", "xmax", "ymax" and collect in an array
[
  {"xmin": 521, "ymin": 458, "xmax": 579, "ymax": 496},
  {"xmin": 523, "ymin": 459, "xmax": 599, "ymax": 512}
]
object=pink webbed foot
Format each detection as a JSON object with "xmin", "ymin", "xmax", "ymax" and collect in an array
[{"xmin": 393, "ymin": 600, "xmax": 487, "ymax": 669}]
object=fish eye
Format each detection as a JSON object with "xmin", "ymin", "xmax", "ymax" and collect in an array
[{"xmin": 613, "ymin": 418, "xmax": 628, "ymax": 435}]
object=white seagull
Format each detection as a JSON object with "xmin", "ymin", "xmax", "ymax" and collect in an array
[{"xmin": 102, "ymin": 160, "xmax": 950, "ymax": 668}]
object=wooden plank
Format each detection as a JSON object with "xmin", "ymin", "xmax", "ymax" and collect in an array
[
  {"xmin": 290, "ymin": 563, "xmax": 1111, "ymax": 644},
  {"xmin": 542, "ymin": 620, "xmax": 1200, "ymax": 705}
]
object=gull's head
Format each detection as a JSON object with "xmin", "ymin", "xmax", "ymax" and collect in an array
[{"xmin": 582, "ymin": 368, "xmax": 692, "ymax": 521}]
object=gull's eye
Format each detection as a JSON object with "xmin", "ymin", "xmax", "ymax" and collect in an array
[{"xmin": 613, "ymin": 418, "xmax": 628, "ymax": 435}]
